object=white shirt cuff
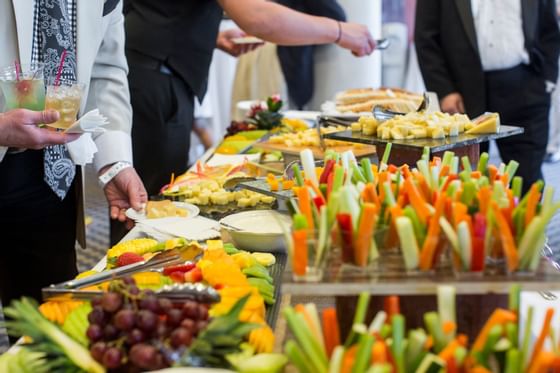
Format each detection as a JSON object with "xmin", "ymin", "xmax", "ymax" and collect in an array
[
  {"xmin": 93, "ymin": 130, "xmax": 133, "ymax": 172},
  {"xmin": 546, "ymin": 81, "xmax": 556, "ymax": 94},
  {"xmin": 0, "ymin": 146, "xmax": 7, "ymax": 162}
]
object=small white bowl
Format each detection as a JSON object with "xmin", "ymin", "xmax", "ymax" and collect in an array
[{"xmin": 220, "ymin": 210, "xmax": 291, "ymax": 252}]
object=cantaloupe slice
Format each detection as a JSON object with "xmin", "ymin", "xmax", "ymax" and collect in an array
[{"xmin": 466, "ymin": 113, "xmax": 500, "ymax": 134}]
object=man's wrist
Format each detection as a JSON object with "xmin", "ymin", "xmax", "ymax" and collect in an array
[{"xmin": 98, "ymin": 161, "xmax": 132, "ymax": 187}]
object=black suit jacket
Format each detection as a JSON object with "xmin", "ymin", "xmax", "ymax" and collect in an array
[
  {"xmin": 276, "ymin": 0, "xmax": 346, "ymax": 108},
  {"xmin": 414, "ymin": 0, "xmax": 560, "ymax": 117}
]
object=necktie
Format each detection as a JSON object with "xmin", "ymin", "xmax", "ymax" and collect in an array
[{"xmin": 37, "ymin": 0, "xmax": 77, "ymax": 199}]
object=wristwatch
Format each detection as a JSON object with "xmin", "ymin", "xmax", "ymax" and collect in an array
[{"xmin": 98, "ymin": 161, "xmax": 132, "ymax": 187}]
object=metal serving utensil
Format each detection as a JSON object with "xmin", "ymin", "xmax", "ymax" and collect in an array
[
  {"xmin": 372, "ymin": 92, "xmax": 430, "ymax": 122},
  {"xmin": 43, "ymin": 282, "xmax": 220, "ymax": 304},
  {"xmin": 50, "ymin": 244, "xmax": 203, "ymax": 290},
  {"xmin": 375, "ymin": 38, "xmax": 391, "ymax": 50}
]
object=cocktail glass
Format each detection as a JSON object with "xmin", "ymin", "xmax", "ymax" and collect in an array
[
  {"xmin": 0, "ymin": 63, "xmax": 46, "ymax": 111},
  {"xmin": 45, "ymin": 79, "xmax": 85, "ymax": 130}
]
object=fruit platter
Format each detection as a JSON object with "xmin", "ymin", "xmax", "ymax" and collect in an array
[
  {"xmin": 321, "ymin": 87, "xmax": 424, "ymax": 115},
  {"xmin": 0, "ymin": 238, "xmax": 286, "ymax": 372}
]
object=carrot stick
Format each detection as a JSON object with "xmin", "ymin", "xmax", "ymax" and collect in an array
[
  {"xmin": 529, "ymin": 351, "xmax": 556, "ymax": 373},
  {"xmin": 416, "ymin": 173, "xmax": 432, "ymax": 201},
  {"xmin": 354, "ymin": 203, "xmax": 378, "ymax": 267},
  {"xmin": 472, "ymin": 308, "xmax": 517, "ymax": 352},
  {"xmin": 488, "ymin": 165, "xmax": 498, "ymax": 183},
  {"xmin": 404, "ymin": 179, "xmax": 431, "ymax": 225},
  {"xmin": 477, "ymin": 186, "xmax": 492, "ymax": 215},
  {"xmin": 439, "ymin": 164, "xmax": 450, "ymax": 179},
  {"xmin": 341, "ymin": 345, "xmax": 358, "ymax": 373},
  {"xmin": 378, "ymin": 172, "xmax": 388, "ymax": 202},
  {"xmin": 471, "ymin": 366, "xmax": 492, "ymax": 373},
  {"xmin": 305, "ymin": 179, "xmax": 325, "ymax": 203},
  {"xmin": 525, "ymin": 184, "xmax": 541, "ymax": 227},
  {"xmin": 452, "ymin": 202, "xmax": 469, "ymax": 227},
  {"xmin": 401, "ymin": 164, "xmax": 411, "ymax": 179},
  {"xmin": 443, "ymin": 321, "xmax": 457, "ymax": 335},
  {"xmin": 492, "ymin": 201, "xmax": 520, "ymax": 272},
  {"xmin": 471, "ymin": 171, "xmax": 482, "ymax": 179},
  {"xmin": 371, "ymin": 340, "xmax": 388, "ymax": 364},
  {"xmin": 297, "ymin": 187, "xmax": 315, "ymax": 232},
  {"xmin": 441, "ymin": 174, "xmax": 458, "ymax": 192},
  {"xmin": 292, "ymin": 229, "xmax": 308, "ymax": 276},
  {"xmin": 527, "ymin": 308, "xmax": 555, "ymax": 372},
  {"xmin": 419, "ymin": 194, "xmax": 447, "ymax": 270},
  {"xmin": 383, "ymin": 296, "xmax": 400, "ymax": 323},
  {"xmin": 322, "ymin": 308, "xmax": 340, "ymax": 358}
]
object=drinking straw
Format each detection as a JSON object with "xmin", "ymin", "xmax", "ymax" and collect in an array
[
  {"xmin": 54, "ymin": 49, "xmax": 68, "ymax": 86},
  {"xmin": 14, "ymin": 60, "xmax": 21, "ymax": 81}
]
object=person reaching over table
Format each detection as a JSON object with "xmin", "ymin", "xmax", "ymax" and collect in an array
[
  {"xmin": 0, "ymin": 0, "xmax": 147, "ymax": 314},
  {"xmin": 415, "ymin": 0, "xmax": 560, "ymax": 194},
  {"xmin": 117, "ymin": 0, "xmax": 376, "ymax": 243}
]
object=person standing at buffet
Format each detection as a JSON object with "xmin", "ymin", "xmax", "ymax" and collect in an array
[
  {"xmin": 114, "ymin": 0, "xmax": 376, "ymax": 243},
  {"xmin": 0, "ymin": 0, "xmax": 147, "ymax": 308},
  {"xmin": 415, "ymin": 0, "xmax": 560, "ymax": 194}
]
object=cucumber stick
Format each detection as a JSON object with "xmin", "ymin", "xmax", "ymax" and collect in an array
[
  {"xmin": 352, "ymin": 334, "xmax": 375, "ymax": 373},
  {"xmin": 437, "ymin": 285, "xmax": 456, "ymax": 339},
  {"xmin": 395, "ymin": 216, "xmax": 420, "ymax": 270},
  {"xmin": 424, "ymin": 312, "xmax": 446, "ymax": 353},
  {"xmin": 439, "ymin": 217, "xmax": 459, "ymax": 254},
  {"xmin": 328, "ymin": 346, "xmax": 344, "ymax": 373},
  {"xmin": 368, "ymin": 311, "xmax": 387, "ymax": 334},
  {"xmin": 406, "ymin": 329, "xmax": 428, "ymax": 372},
  {"xmin": 285, "ymin": 340, "xmax": 314, "ymax": 373},
  {"xmin": 457, "ymin": 221, "xmax": 472, "ymax": 271}
]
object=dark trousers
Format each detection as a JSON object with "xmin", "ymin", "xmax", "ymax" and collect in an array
[
  {"xmin": 0, "ymin": 150, "xmax": 78, "ymax": 308},
  {"xmin": 480, "ymin": 64, "xmax": 551, "ymax": 194},
  {"xmin": 110, "ymin": 50, "xmax": 195, "ymax": 245}
]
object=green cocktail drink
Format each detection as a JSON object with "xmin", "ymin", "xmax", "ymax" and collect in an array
[{"xmin": 0, "ymin": 63, "xmax": 46, "ymax": 111}]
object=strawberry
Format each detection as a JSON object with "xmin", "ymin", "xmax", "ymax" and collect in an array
[
  {"xmin": 116, "ymin": 252, "xmax": 144, "ymax": 267},
  {"xmin": 184, "ymin": 267, "xmax": 203, "ymax": 283},
  {"xmin": 169, "ymin": 271, "xmax": 185, "ymax": 283},
  {"xmin": 162, "ymin": 263, "xmax": 196, "ymax": 276}
]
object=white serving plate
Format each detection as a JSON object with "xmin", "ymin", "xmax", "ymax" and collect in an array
[{"xmin": 126, "ymin": 202, "xmax": 200, "ymax": 222}]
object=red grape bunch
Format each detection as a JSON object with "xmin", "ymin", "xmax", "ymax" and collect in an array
[{"xmin": 86, "ymin": 278, "xmax": 210, "ymax": 371}]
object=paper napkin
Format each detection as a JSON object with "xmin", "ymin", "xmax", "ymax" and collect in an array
[
  {"xmin": 64, "ymin": 109, "xmax": 109, "ymax": 134},
  {"xmin": 65, "ymin": 109, "xmax": 109, "ymax": 165}
]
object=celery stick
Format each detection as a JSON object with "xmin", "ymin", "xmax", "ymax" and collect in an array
[
  {"xmin": 324, "ymin": 149, "xmax": 337, "ymax": 162},
  {"xmin": 505, "ymin": 160, "xmax": 519, "ymax": 184},
  {"xmin": 380, "ymin": 324, "xmax": 392, "ymax": 339},
  {"xmin": 383, "ymin": 182, "xmax": 396, "ymax": 207},
  {"xmin": 476, "ymin": 324, "xmax": 502, "ymax": 367},
  {"xmin": 505, "ymin": 322, "xmax": 518, "ymax": 349},
  {"xmin": 327, "ymin": 191, "xmax": 340, "ymax": 227},
  {"xmin": 339, "ymin": 186, "xmax": 360, "ymax": 230},
  {"xmin": 366, "ymin": 364, "xmax": 392, "ymax": 373},
  {"xmin": 424, "ymin": 312, "xmax": 446, "ymax": 353},
  {"xmin": 454, "ymin": 346, "xmax": 467, "ymax": 366},
  {"xmin": 344, "ymin": 292, "xmax": 370, "ymax": 347},
  {"xmin": 451, "ymin": 156, "xmax": 459, "ymax": 175},
  {"xmin": 395, "ymin": 217, "xmax": 420, "ymax": 270},
  {"xmin": 518, "ymin": 216, "xmax": 545, "ymax": 269},
  {"xmin": 404, "ymin": 206, "xmax": 427, "ymax": 247},
  {"xmin": 440, "ymin": 216, "xmax": 460, "ymax": 255},
  {"xmin": 540, "ymin": 186, "xmax": 555, "ymax": 217},
  {"xmin": 301, "ymin": 149, "xmax": 318, "ymax": 186},
  {"xmin": 316, "ymin": 206, "xmax": 328, "ymax": 267},
  {"xmin": 461, "ymin": 156, "xmax": 472, "ymax": 173},
  {"xmin": 520, "ymin": 306, "xmax": 534, "ymax": 370},
  {"xmin": 457, "ymin": 221, "xmax": 472, "ymax": 271},
  {"xmin": 514, "ymin": 207, "xmax": 526, "ymax": 243},
  {"xmin": 341, "ymin": 151, "xmax": 351, "ymax": 171},
  {"xmin": 351, "ymin": 162, "xmax": 367, "ymax": 184},
  {"xmin": 283, "ymin": 308, "xmax": 328, "ymax": 373},
  {"xmin": 381, "ymin": 143, "xmax": 393, "ymax": 166},
  {"xmin": 478, "ymin": 152, "xmax": 489, "ymax": 173},
  {"xmin": 505, "ymin": 348, "xmax": 521, "ymax": 373},
  {"xmin": 406, "ymin": 329, "xmax": 428, "ymax": 373},
  {"xmin": 392, "ymin": 314, "xmax": 406, "ymax": 373},
  {"xmin": 479, "ymin": 175, "xmax": 489, "ymax": 187},
  {"xmin": 498, "ymin": 162, "xmax": 506, "ymax": 174},
  {"xmin": 292, "ymin": 163, "xmax": 304, "ymax": 186},
  {"xmin": 437, "ymin": 286, "xmax": 456, "ymax": 334},
  {"xmin": 430, "ymin": 167, "xmax": 439, "ymax": 192},
  {"xmin": 328, "ymin": 346, "xmax": 344, "ymax": 373},
  {"xmin": 459, "ymin": 170, "xmax": 471, "ymax": 182},
  {"xmin": 421, "ymin": 146, "xmax": 430, "ymax": 162},
  {"xmin": 416, "ymin": 159, "xmax": 433, "ymax": 190},
  {"xmin": 361, "ymin": 158, "xmax": 374, "ymax": 183},
  {"xmin": 332, "ymin": 164, "xmax": 345, "ymax": 192},
  {"xmin": 461, "ymin": 180, "xmax": 476, "ymax": 206},
  {"xmin": 285, "ymin": 340, "xmax": 314, "ymax": 373},
  {"xmin": 512, "ymin": 176, "xmax": 523, "ymax": 199},
  {"xmin": 492, "ymin": 181, "xmax": 509, "ymax": 208},
  {"xmin": 442, "ymin": 151, "xmax": 454, "ymax": 167},
  {"xmin": 305, "ymin": 303, "xmax": 326, "ymax": 353},
  {"xmin": 395, "ymin": 171, "xmax": 402, "ymax": 196},
  {"xmin": 293, "ymin": 213, "xmax": 309, "ymax": 230},
  {"xmin": 509, "ymin": 284, "xmax": 521, "ymax": 315},
  {"xmin": 368, "ymin": 311, "xmax": 387, "ymax": 334},
  {"xmin": 352, "ymin": 333, "xmax": 375, "ymax": 373},
  {"xmin": 369, "ymin": 236, "xmax": 380, "ymax": 262},
  {"xmin": 528, "ymin": 233, "xmax": 546, "ymax": 271}
]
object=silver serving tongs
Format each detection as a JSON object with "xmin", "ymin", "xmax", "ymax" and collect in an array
[
  {"xmin": 43, "ymin": 283, "xmax": 221, "ymax": 304},
  {"xmin": 373, "ymin": 92, "xmax": 430, "ymax": 122},
  {"xmin": 50, "ymin": 245, "xmax": 202, "ymax": 290}
]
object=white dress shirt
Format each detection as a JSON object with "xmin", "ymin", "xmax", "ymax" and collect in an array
[{"xmin": 471, "ymin": 0, "xmax": 530, "ymax": 71}]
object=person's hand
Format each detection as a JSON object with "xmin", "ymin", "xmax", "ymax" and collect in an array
[
  {"xmin": 337, "ymin": 22, "xmax": 376, "ymax": 57},
  {"xmin": 0, "ymin": 108, "xmax": 80, "ymax": 149},
  {"xmin": 440, "ymin": 93, "xmax": 465, "ymax": 114},
  {"xmin": 102, "ymin": 167, "xmax": 147, "ymax": 227},
  {"xmin": 216, "ymin": 29, "xmax": 264, "ymax": 57}
]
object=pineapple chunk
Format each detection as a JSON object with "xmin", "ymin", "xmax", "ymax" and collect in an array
[{"xmin": 431, "ymin": 127, "xmax": 445, "ymax": 139}]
